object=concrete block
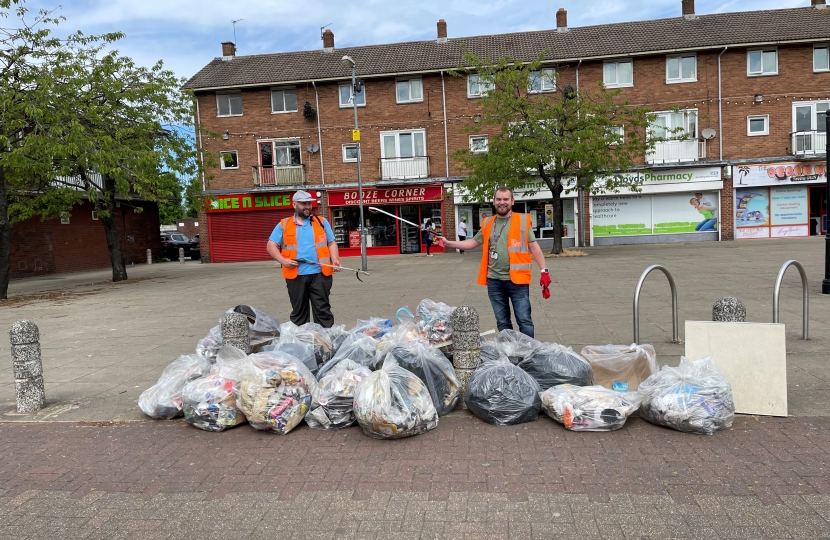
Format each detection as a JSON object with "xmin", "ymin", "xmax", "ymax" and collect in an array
[{"xmin": 685, "ymin": 321, "xmax": 787, "ymax": 417}]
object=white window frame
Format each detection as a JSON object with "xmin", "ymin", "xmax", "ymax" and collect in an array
[
  {"xmin": 380, "ymin": 129, "xmax": 427, "ymax": 158},
  {"xmin": 91, "ymin": 211, "xmax": 98, "ymax": 221},
  {"xmin": 528, "ymin": 68, "xmax": 556, "ymax": 93},
  {"xmin": 270, "ymin": 87, "xmax": 298, "ymax": 114},
  {"xmin": 60, "ymin": 212, "xmax": 70, "ymax": 225},
  {"xmin": 792, "ymin": 100, "xmax": 830, "ymax": 132},
  {"xmin": 339, "ymin": 83, "xmax": 366, "ymax": 108},
  {"xmin": 467, "ymin": 74, "xmax": 494, "ymax": 98},
  {"xmin": 342, "ymin": 143, "xmax": 360, "ymax": 163},
  {"xmin": 608, "ymin": 125, "xmax": 625, "ymax": 144},
  {"xmin": 603, "ymin": 60, "xmax": 633, "ymax": 88},
  {"xmin": 649, "ymin": 109, "xmax": 698, "ymax": 140},
  {"xmin": 814, "ymin": 45, "xmax": 830, "ymax": 73},
  {"xmin": 216, "ymin": 92, "xmax": 242, "ymax": 117},
  {"xmin": 258, "ymin": 138, "xmax": 303, "ymax": 169},
  {"xmin": 395, "ymin": 78, "xmax": 423, "ymax": 104},
  {"xmin": 747, "ymin": 115, "xmax": 769, "ymax": 136},
  {"xmin": 219, "ymin": 150, "xmax": 239, "ymax": 169},
  {"xmin": 666, "ymin": 54, "xmax": 697, "ymax": 84},
  {"xmin": 747, "ymin": 48, "xmax": 778, "ymax": 77},
  {"xmin": 469, "ymin": 135, "xmax": 489, "ymax": 153}
]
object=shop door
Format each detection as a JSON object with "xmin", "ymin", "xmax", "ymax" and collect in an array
[
  {"xmin": 209, "ymin": 209, "xmax": 293, "ymax": 262},
  {"xmin": 810, "ymin": 186, "xmax": 827, "ymax": 235},
  {"xmin": 399, "ymin": 205, "xmax": 421, "ymax": 254}
]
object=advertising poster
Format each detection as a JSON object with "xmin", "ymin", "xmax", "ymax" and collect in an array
[
  {"xmin": 592, "ymin": 195, "xmax": 652, "ymax": 237},
  {"xmin": 544, "ymin": 204, "xmax": 553, "ymax": 228},
  {"xmin": 652, "ymin": 192, "xmax": 719, "ymax": 234},
  {"xmin": 734, "ymin": 163, "xmax": 827, "ymax": 187},
  {"xmin": 563, "ymin": 199, "xmax": 575, "ymax": 238},
  {"xmin": 735, "ymin": 188, "xmax": 770, "ymax": 225},
  {"xmin": 770, "ymin": 187, "xmax": 809, "ymax": 237}
]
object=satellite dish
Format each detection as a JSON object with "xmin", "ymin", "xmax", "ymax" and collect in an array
[
  {"xmin": 307, "ymin": 143, "xmax": 320, "ymax": 153},
  {"xmin": 702, "ymin": 128, "xmax": 716, "ymax": 140}
]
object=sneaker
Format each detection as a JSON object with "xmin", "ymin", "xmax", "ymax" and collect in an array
[{"xmin": 428, "ymin": 254, "xmax": 433, "ymax": 256}]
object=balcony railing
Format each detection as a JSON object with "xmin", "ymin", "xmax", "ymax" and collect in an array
[
  {"xmin": 252, "ymin": 165, "xmax": 305, "ymax": 186},
  {"xmin": 378, "ymin": 156, "xmax": 430, "ymax": 180},
  {"xmin": 791, "ymin": 130, "xmax": 827, "ymax": 156},
  {"xmin": 646, "ymin": 140, "xmax": 706, "ymax": 165}
]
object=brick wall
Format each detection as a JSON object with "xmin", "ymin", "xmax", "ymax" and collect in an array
[{"xmin": 169, "ymin": 218, "xmax": 200, "ymax": 239}]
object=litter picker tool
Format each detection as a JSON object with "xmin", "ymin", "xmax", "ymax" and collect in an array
[
  {"xmin": 294, "ymin": 258, "xmax": 370, "ymax": 282},
  {"xmin": 368, "ymin": 206, "xmax": 445, "ymax": 247}
]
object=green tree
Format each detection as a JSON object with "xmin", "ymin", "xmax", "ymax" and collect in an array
[
  {"xmin": 157, "ymin": 173, "xmax": 184, "ymax": 225},
  {"xmin": 453, "ymin": 52, "xmax": 660, "ymax": 254}
]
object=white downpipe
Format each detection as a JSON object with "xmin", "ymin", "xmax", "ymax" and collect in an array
[
  {"xmin": 312, "ymin": 81, "xmax": 325, "ymax": 185},
  {"xmin": 441, "ymin": 71, "xmax": 449, "ymax": 178},
  {"xmin": 575, "ymin": 58, "xmax": 584, "ymax": 247},
  {"xmin": 195, "ymin": 98, "xmax": 206, "ymax": 192},
  {"xmin": 718, "ymin": 46, "xmax": 727, "ymax": 161}
]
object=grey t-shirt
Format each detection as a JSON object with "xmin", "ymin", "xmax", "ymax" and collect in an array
[{"xmin": 473, "ymin": 214, "xmax": 536, "ymax": 281}]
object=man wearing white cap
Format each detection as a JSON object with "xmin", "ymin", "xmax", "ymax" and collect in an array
[{"xmin": 266, "ymin": 190, "xmax": 341, "ymax": 327}]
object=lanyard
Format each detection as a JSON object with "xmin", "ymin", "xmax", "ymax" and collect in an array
[{"xmin": 490, "ymin": 213, "xmax": 512, "ymax": 247}]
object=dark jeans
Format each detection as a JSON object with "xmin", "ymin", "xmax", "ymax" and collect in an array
[
  {"xmin": 486, "ymin": 278, "xmax": 534, "ymax": 338},
  {"xmin": 457, "ymin": 234, "xmax": 466, "ymax": 253},
  {"xmin": 425, "ymin": 238, "xmax": 433, "ymax": 255},
  {"xmin": 285, "ymin": 273, "xmax": 334, "ymax": 327}
]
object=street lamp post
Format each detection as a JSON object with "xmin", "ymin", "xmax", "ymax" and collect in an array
[
  {"xmin": 824, "ymin": 110, "xmax": 830, "ymax": 294},
  {"xmin": 341, "ymin": 55, "xmax": 368, "ymax": 272}
]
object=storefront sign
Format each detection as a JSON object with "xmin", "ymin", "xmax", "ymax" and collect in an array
[
  {"xmin": 593, "ymin": 192, "xmax": 719, "ymax": 237},
  {"xmin": 770, "ymin": 187, "xmax": 809, "ymax": 226},
  {"xmin": 735, "ymin": 186, "xmax": 809, "ymax": 239},
  {"xmin": 592, "ymin": 195, "xmax": 653, "ymax": 237},
  {"xmin": 328, "ymin": 185, "xmax": 442, "ymax": 206},
  {"xmin": 206, "ymin": 192, "xmax": 313, "ymax": 213},
  {"xmin": 596, "ymin": 167, "xmax": 721, "ymax": 191},
  {"xmin": 733, "ymin": 162, "xmax": 827, "ymax": 187},
  {"xmin": 348, "ymin": 230, "xmax": 361, "ymax": 248}
]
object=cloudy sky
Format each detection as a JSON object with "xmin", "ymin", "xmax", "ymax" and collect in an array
[{"xmin": 22, "ymin": 0, "xmax": 806, "ymax": 80}]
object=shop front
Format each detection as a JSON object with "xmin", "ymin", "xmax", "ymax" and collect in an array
[
  {"xmin": 206, "ymin": 191, "xmax": 310, "ymax": 262},
  {"xmin": 732, "ymin": 162, "xmax": 827, "ymax": 239},
  {"xmin": 589, "ymin": 167, "xmax": 723, "ymax": 246},
  {"xmin": 326, "ymin": 184, "xmax": 445, "ymax": 256}
]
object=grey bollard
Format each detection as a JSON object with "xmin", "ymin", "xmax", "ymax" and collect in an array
[
  {"xmin": 147, "ymin": 249, "xmax": 152, "ymax": 264},
  {"xmin": 221, "ymin": 312, "xmax": 251, "ymax": 354},
  {"xmin": 712, "ymin": 297, "xmax": 746, "ymax": 322},
  {"xmin": 10, "ymin": 321, "xmax": 45, "ymax": 413},
  {"xmin": 179, "ymin": 247, "xmax": 185, "ymax": 264},
  {"xmin": 450, "ymin": 306, "xmax": 481, "ymax": 409}
]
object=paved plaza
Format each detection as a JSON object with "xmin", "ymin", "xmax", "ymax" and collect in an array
[{"xmin": 1, "ymin": 238, "xmax": 829, "ymax": 539}]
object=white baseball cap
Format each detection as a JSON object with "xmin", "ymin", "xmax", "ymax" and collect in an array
[{"xmin": 292, "ymin": 190, "xmax": 313, "ymax": 203}]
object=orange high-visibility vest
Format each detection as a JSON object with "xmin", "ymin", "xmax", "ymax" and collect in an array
[
  {"xmin": 279, "ymin": 216, "xmax": 333, "ymax": 280},
  {"xmin": 476, "ymin": 213, "xmax": 533, "ymax": 286}
]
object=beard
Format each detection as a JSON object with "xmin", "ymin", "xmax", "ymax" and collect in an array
[
  {"xmin": 495, "ymin": 204, "xmax": 511, "ymax": 216},
  {"xmin": 295, "ymin": 206, "xmax": 312, "ymax": 218}
]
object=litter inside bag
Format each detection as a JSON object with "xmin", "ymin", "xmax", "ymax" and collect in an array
[
  {"xmin": 353, "ymin": 359, "xmax": 438, "ymax": 439},
  {"xmin": 182, "ymin": 346, "xmax": 249, "ymax": 432},
  {"xmin": 323, "ymin": 324, "xmax": 349, "ymax": 354},
  {"xmin": 317, "ymin": 333, "xmax": 379, "ymax": 379},
  {"xmin": 465, "ymin": 357, "xmax": 541, "ymax": 426},
  {"xmin": 580, "ymin": 344, "xmax": 658, "ymax": 392},
  {"xmin": 541, "ymin": 384, "xmax": 642, "ymax": 432},
  {"xmin": 261, "ymin": 340, "xmax": 318, "ymax": 376},
  {"xmin": 139, "ymin": 354, "xmax": 213, "ymax": 419},
  {"xmin": 415, "ymin": 299, "xmax": 456, "ymax": 345},
  {"xmin": 195, "ymin": 325, "xmax": 222, "ymax": 360},
  {"xmin": 236, "ymin": 351, "xmax": 317, "ymax": 434},
  {"xmin": 350, "ymin": 317, "xmax": 394, "ymax": 339},
  {"xmin": 279, "ymin": 322, "xmax": 334, "ymax": 370},
  {"xmin": 479, "ymin": 340, "xmax": 503, "ymax": 364},
  {"xmin": 306, "ymin": 359, "xmax": 372, "ymax": 430},
  {"xmin": 493, "ymin": 329, "xmax": 542, "ymax": 364},
  {"xmin": 638, "ymin": 356, "xmax": 735, "ymax": 435},
  {"xmin": 195, "ymin": 306, "xmax": 280, "ymax": 358},
  {"xmin": 518, "ymin": 343, "xmax": 593, "ymax": 391},
  {"xmin": 376, "ymin": 322, "xmax": 426, "ymax": 359},
  {"xmin": 385, "ymin": 341, "xmax": 460, "ymax": 416}
]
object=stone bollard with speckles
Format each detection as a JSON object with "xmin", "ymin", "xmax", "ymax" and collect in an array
[
  {"xmin": 713, "ymin": 297, "xmax": 746, "ymax": 322},
  {"xmin": 221, "ymin": 312, "xmax": 251, "ymax": 354},
  {"xmin": 10, "ymin": 320, "xmax": 45, "ymax": 413},
  {"xmin": 451, "ymin": 306, "xmax": 481, "ymax": 409}
]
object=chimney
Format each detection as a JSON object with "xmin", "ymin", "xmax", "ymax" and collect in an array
[
  {"xmin": 437, "ymin": 19, "xmax": 448, "ymax": 43},
  {"xmin": 322, "ymin": 29, "xmax": 335, "ymax": 52},
  {"xmin": 813, "ymin": 0, "xmax": 827, "ymax": 9},
  {"xmin": 556, "ymin": 8, "xmax": 568, "ymax": 32},
  {"xmin": 682, "ymin": 0, "xmax": 695, "ymax": 19},
  {"xmin": 221, "ymin": 41, "xmax": 236, "ymax": 58}
]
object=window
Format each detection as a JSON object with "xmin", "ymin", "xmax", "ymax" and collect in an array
[
  {"xmin": 339, "ymin": 83, "xmax": 365, "ymax": 107},
  {"xmin": 342, "ymin": 143, "xmax": 360, "ymax": 162},
  {"xmin": 220, "ymin": 150, "xmax": 239, "ymax": 169},
  {"xmin": 271, "ymin": 87, "xmax": 298, "ymax": 113},
  {"xmin": 259, "ymin": 140, "xmax": 301, "ymax": 169},
  {"xmin": 469, "ymin": 135, "xmax": 488, "ymax": 153},
  {"xmin": 381, "ymin": 130, "xmax": 426, "ymax": 158},
  {"xmin": 91, "ymin": 211, "xmax": 98, "ymax": 220},
  {"xmin": 216, "ymin": 92, "xmax": 242, "ymax": 116},
  {"xmin": 748, "ymin": 49, "xmax": 778, "ymax": 76},
  {"xmin": 528, "ymin": 69, "xmax": 556, "ymax": 93},
  {"xmin": 814, "ymin": 45, "xmax": 830, "ymax": 72},
  {"xmin": 396, "ymin": 78, "xmax": 423, "ymax": 103},
  {"xmin": 747, "ymin": 115, "xmax": 769, "ymax": 136},
  {"xmin": 467, "ymin": 74, "xmax": 494, "ymax": 98},
  {"xmin": 666, "ymin": 54, "xmax": 696, "ymax": 83},
  {"xmin": 603, "ymin": 60, "xmax": 633, "ymax": 87},
  {"xmin": 60, "ymin": 212, "xmax": 70, "ymax": 225},
  {"xmin": 794, "ymin": 101, "xmax": 830, "ymax": 132},
  {"xmin": 607, "ymin": 125, "xmax": 625, "ymax": 144},
  {"xmin": 649, "ymin": 110, "xmax": 698, "ymax": 140}
]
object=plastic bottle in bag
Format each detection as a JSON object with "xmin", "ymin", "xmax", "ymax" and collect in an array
[
  {"xmin": 350, "ymin": 317, "xmax": 394, "ymax": 339},
  {"xmin": 139, "ymin": 354, "xmax": 213, "ymax": 419},
  {"xmin": 580, "ymin": 344, "xmax": 658, "ymax": 392},
  {"xmin": 384, "ymin": 342, "xmax": 460, "ymax": 416},
  {"xmin": 182, "ymin": 346, "xmax": 248, "ymax": 432},
  {"xmin": 306, "ymin": 358, "xmax": 372, "ymax": 430},
  {"xmin": 415, "ymin": 299, "xmax": 456, "ymax": 345},
  {"xmin": 540, "ymin": 384, "xmax": 642, "ymax": 432},
  {"xmin": 518, "ymin": 343, "xmax": 593, "ymax": 391},
  {"xmin": 465, "ymin": 357, "xmax": 541, "ymax": 426}
]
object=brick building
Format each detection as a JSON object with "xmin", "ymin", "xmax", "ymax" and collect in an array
[{"xmin": 184, "ymin": 0, "xmax": 830, "ymax": 262}]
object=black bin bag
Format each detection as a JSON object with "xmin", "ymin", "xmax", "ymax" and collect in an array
[
  {"xmin": 465, "ymin": 357, "xmax": 541, "ymax": 426},
  {"xmin": 518, "ymin": 343, "xmax": 594, "ymax": 391}
]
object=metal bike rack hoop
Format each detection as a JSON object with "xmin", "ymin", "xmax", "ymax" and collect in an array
[
  {"xmin": 772, "ymin": 260, "xmax": 809, "ymax": 340},
  {"xmin": 633, "ymin": 264, "xmax": 679, "ymax": 345}
]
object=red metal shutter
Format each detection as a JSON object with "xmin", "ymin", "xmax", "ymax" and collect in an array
[{"xmin": 208, "ymin": 209, "xmax": 294, "ymax": 262}]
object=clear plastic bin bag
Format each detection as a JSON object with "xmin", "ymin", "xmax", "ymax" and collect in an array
[
  {"xmin": 195, "ymin": 325, "xmax": 222, "ymax": 361},
  {"xmin": 353, "ymin": 359, "xmax": 439, "ymax": 439},
  {"xmin": 580, "ymin": 344, "xmax": 658, "ymax": 392},
  {"xmin": 261, "ymin": 340, "xmax": 318, "ymax": 375},
  {"xmin": 139, "ymin": 354, "xmax": 213, "ymax": 419},
  {"xmin": 236, "ymin": 350, "xmax": 318, "ymax": 434},
  {"xmin": 377, "ymin": 322, "xmax": 427, "ymax": 359},
  {"xmin": 182, "ymin": 348, "xmax": 248, "ymax": 433},
  {"xmin": 540, "ymin": 384, "xmax": 642, "ymax": 432},
  {"xmin": 350, "ymin": 317, "xmax": 394, "ymax": 339},
  {"xmin": 280, "ymin": 322, "xmax": 334, "ymax": 370},
  {"xmin": 493, "ymin": 329, "xmax": 542, "ymax": 364},
  {"xmin": 465, "ymin": 357, "xmax": 541, "ymax": 426},
  {"xmin": 317, "ymin": 333, "xmax": 379, "ymax": 379},
  {"xmin": 479, "ymin": 340, "xmax": 503, "ymax": 364},
  {"xmin": 383, "ymin": 341, "xmax": 460, "ymax": 416},
  {"xmin": 518, "ymin": 343, "xmax": 593, "ymax": 391},
  {"xmin": 415, "ymin": 299, "xmax": 456, "ymax": 345},
  {"xmin": 195, "ymin": 305, "xmax": 280, "ymax": 358},
  {"xmin": 323, "ymin": 324, "xmax": 349, "ymax": 354},
  {"xmin": 638, "ymin": 356, "xmax": 735, "ymax": 435},
  {"xmin": 306, "ymin": 358, "xmax": 372, "ymax": 430}
]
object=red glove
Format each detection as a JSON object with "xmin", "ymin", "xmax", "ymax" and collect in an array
[
  {"xmin": 436, "ymin": 235, "xmax": 446, "ymax": 248},
  {"xmin": 540, "ymin": 271, "xmax": 552, "ymax": 299}
]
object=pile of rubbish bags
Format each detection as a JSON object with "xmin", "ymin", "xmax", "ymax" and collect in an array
[
  {"xmin": 384, "ymin": 341, "xmax": 460, "ymax": 416},
  {"xmin": 518, "ymin": 343, "xmax": 593, "ymax": 391},
  {"xmin": 181, "ymin": 346, "xmax": 248, "ymax": 432},
  {"xmin": 139, "ymin": 354, "xmax": 212, "ymax": 419},
  {"xmin": 306, "ymin": 358, "xmax": 371, "ymax": 430}
]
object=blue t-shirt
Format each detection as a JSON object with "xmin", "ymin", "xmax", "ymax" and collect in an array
[{"xmin": 269, "ymin": 215, "xmax": 336, "ymax": 276}]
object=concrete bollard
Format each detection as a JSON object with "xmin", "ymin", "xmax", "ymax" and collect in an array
[
  {"xmin": 179, "ymin": 247, "xmax": 185, "ymax": 264},
  {"xmin": 221, "ymin": 312, "xmax": 251, "ymax": 354},
  {"xmin": 450, "ymin": 306, "xmax": 481, "ymax": 409},
  {"xmin": 147, "ymin": 249, "xmax": 152, "ymax": 264},
  {"xmin": 10, "ymin": 321, "xmax": 45, "ymax": 413},
  {"xmin": 713, "ymin": 297, "xmax": 746, "ymax": 322}
]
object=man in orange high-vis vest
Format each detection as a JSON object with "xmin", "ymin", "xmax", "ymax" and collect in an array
[
  {"xmin": 266, "ymin": 190, "xmax": 341, "ymax": 327},
  {"xmin": 437, "ymin": 187, "xmax": 550, "ymax": 338}
]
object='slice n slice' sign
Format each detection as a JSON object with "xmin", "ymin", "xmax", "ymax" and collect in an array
[{"xmin": 206, "ymin": 192, "xmax": 315, "ymax": 213}]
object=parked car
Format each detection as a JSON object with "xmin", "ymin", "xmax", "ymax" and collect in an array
[
  {"xmin": 190, "ymin": 234, "xmax": 201, "ymax": 260},
  {"xmin": 160, "ymin": 232, "xmax": 192, "ymax": 260}
]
